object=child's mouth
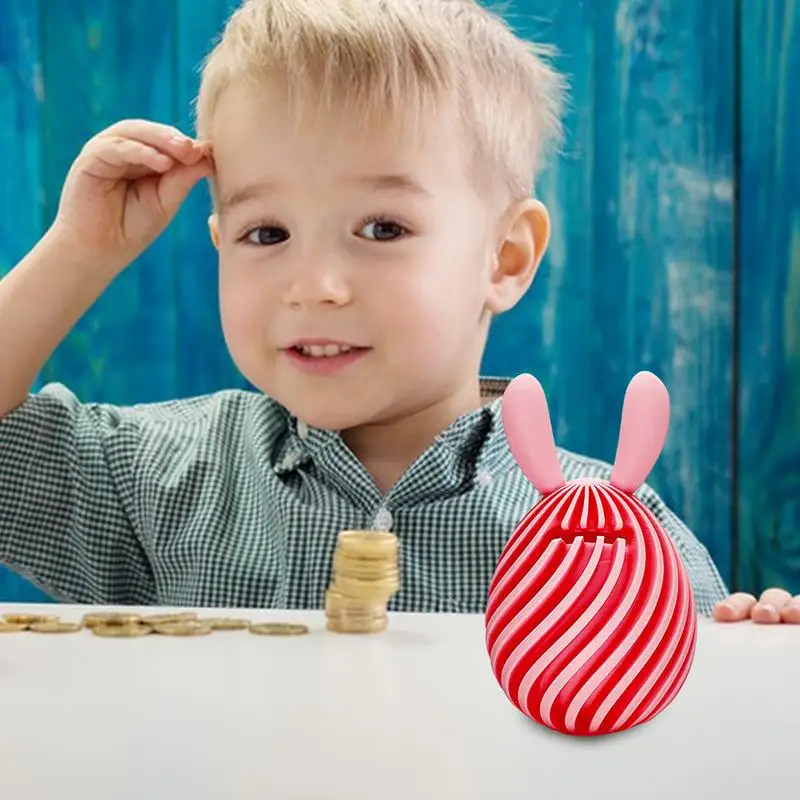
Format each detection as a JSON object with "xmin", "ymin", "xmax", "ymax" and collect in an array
[
  {"xmin": 283, "ymin": 343, "xmax": 371, "ymax": 375},
  {"xmin": 292, "ymin": 343, "xmax": 359, "ymax": 358}
]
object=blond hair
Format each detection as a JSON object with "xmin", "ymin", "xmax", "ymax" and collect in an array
[{"xmin": 195, "ymin": 0, "xmax": 565, "ymax": 202}]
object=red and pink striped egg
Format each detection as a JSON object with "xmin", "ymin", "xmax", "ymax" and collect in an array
[{"xmin": 487, "ymin": 372, "xmax": 698, "ymax": 736}]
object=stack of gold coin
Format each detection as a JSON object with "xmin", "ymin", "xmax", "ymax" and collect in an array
[{"xmin": 325, "ymin": 530, "xmax": 399, "ymax": 633}]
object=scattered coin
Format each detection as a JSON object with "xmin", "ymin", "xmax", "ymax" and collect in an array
[
  {"xmin": 249, "ymin": 622, "xmax": 309, "ymax": 636},
  {"xmin": 91, "ymin": 624, "xmax": 152, "ymax": 638},
  {"xmin": 151, "ymin": 621, "xmax": 213, "ymax": 637},
  {"xmin": 28, "ymin": 621, "xmax": 83, "ymax": 633},
  {"xmin": 0, "ymin": 610, "xmax": 317, "ymax": 639},
  {"xmin": 141, "ymin": 612, "xmax": 198, "ymax": 625},
  {"xmin": 203, "ymin": 617, "xmax": 250, "ymax": 631},
  {"xmin": 0, "ymin": 622, "xmax": 28, "ymax": 632},
  {"xmin": 3, "ymin": 614, "xmax": 59, "ymax": 625},
  {"xmin": 82, "ymin": 612, "xmax": 142, "ymax": 629}
]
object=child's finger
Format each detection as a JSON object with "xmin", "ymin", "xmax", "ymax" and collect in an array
[
  {"xmin": 758, "ymin": 587, "xmax": 792, "ymax": 607},
  {"xmin": 751, "ymin": 587, "xmax": 792, "ymax": 624},
  {"xmin": 780, "ymin": 598, "xmax": 800, "ymax": 624},
  {"xmin": 87, "ymin": 139, "xmax": 174, "ymax": 179},
  {"xmin": 100, "ymin": 119, "xmax": 205, "ymax": 165},
  {"xmin": 157, "ymin": 157, "xmax": 215, "ymax": 216},
  {"xmin": 713, "ymin": 592, "xmax": 756, "ymax": 622}
]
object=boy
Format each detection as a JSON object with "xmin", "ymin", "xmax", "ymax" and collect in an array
[{"xmin": 0, "ymin": 0, "xmax": 788, "ymax": 622}]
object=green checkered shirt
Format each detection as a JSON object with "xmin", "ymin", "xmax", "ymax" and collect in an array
[{"xmin": 0, "ymin": 381, "xmax": 728, "ymax": 615}]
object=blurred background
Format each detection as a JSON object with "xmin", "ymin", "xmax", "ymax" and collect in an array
[{"xmin": 0, "ymin": 0, "xmax": 797, "ymax": 602}]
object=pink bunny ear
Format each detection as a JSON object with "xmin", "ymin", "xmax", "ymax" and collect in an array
[
  {"xmin": 610, "ymin": 371, "xmax": 670, "ymax": 493},
  {"xmin": 501, "ymin": 374, "xmax": 565, "ymax": 495}
]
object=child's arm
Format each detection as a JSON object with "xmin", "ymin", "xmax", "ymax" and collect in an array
[
  {"xmin": 0, "ymin": 228, "xmax": 121, "ymax": 418},
  {"xmin": 0, "ymin": 119, "xmax": 212, "ymax": 419},
  {"xmin": 0, "ymin": 120, "xmax": 212, "ymax": 599}
]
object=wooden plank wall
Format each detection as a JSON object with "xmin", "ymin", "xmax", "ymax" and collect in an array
[
  {"xmin": 737, "ymin": 0, "xmax": 800, "ymax": 592},
  {"xmin": 0, "ymin": 0, "xmax": 797, "ymax": 603},
  {"xmin": 492, "ymin": 0, "xmax": 736, "ymax": 590}
]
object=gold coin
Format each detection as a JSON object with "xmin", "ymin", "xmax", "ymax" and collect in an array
[
  {"xmin": 141, "ymin": 612, "xmax": 198, "ymax": 625},
  {"xmin": 151, "ymin": 621, "xmax": 213, "ymax": 637},
  {"xmin": 334, "ymin": 572, "xmax": 400, "ymax": 591},
  {"xmin": 82, "ymin": 612, "xmax": 142, "ymax": 628},
  {"xmin": 331, "ymin": 575, "xmax": 399, "ymax": 603},
  {"xmin": 326, "ymin": 616, "xmax": 388, "ymax": 634},
  {"xmin": 248, "ymin": 622, "xmax": 309, "ymax": 636},
  {"xmin": 324, "ymin": 589, "xmax": 386, "ymax": 617},
  {"xmin": 3, "ymin": 613, "xmax": 59, "ymax": 625},
  {"xmin": 28, "ymin": 621, "xmax": 82, "ymax": 633},
  {"xmin": 0, "ymin": 622, "xmax": 28, "ymax": 632},
  {"xmin": 336, "ymin": 530, "xmax": 398, "ymax": 559},
  {"xmin": 333, "ymin": 552, "xmax": 398, "ymax": 581},
  {"xmin": 333, "ymin": 566, "xmax": 398, "ymax": 584},
  {"xmin": 91, "ymin": 624, "xmax": 152, "ymax": 638},
  {"xmin": 326, "ymin": 607, "xmax": 387, "ymax": 623},
  {"xmin": 325, "ymin": 613, "xmax": 387, "ymax": 631},
  {"xmin": 203, "ymin": 617, "xmax": 250, "ymax": 631},
  {"xmin": 329, "ymin": 586, "xmax": 394, "ymax": 605}
]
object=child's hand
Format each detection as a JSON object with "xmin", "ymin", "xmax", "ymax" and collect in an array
[
  {"xmin": 51, "ymin": 119, "xmax": 213, "ymax": 273},
  {"xmin": 713, "ymin": 588, "xmax": 800, "ymax": 623}
]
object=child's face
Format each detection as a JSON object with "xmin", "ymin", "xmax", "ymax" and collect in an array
[{"xmin": 208, "ymin": 82, "xmax": 539, "ymax": 432}]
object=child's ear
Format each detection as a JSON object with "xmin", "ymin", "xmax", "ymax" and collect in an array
[
  {"xmin": 208, "ymin": 214, "xmax": 220, "ymax": 250},
  {"xmin": 486, "ymin": 198, "xmax": 550, "ymax": 314}
]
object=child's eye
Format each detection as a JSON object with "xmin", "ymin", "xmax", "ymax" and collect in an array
[
  {"xmin": 242, "ymin": 226, "xmax": 289, "ymax": 246},
  {"xmin": 357, "ymin": 218, "xmax": 409, "ymax": 241}
]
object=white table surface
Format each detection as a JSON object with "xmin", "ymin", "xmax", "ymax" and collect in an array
[{"xmin": 0, "ymin": 603, "xmax": 797, "ymax": 800}]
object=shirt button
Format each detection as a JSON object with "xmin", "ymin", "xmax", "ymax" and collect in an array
[
  {"xmin": 477, "ymin": 469, "xmax": 493, "ymax": 487},
  {"xmin": 372, "ymin": 507, "xmax": 394, "ymax": 531},
  {"xmin": 277, "ymin": 453, "xmax": 300, "ymax": 471},
  {"xmin": 296, "ymin": 420, "xmax": 309, "ymax": 440}
]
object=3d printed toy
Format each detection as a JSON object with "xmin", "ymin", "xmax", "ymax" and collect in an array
[{"xmin": 486, "ymin": 372, "xmax": 697, "ymax": 736}]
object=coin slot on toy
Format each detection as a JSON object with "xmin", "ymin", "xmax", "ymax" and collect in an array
[{"xmin": 554, "ymin": 531, "xmax": 624, "ymax": 546}]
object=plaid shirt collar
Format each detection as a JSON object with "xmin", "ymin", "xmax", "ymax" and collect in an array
[{"xmin": 271, "ymin": 398, "xmax": 517, "ymax": 507}]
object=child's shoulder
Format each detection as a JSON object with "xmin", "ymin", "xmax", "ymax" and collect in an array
[
  {"xmin": 10, "ymin": 382, "xmax": 291, "ymax": 451},
  {"xmin": 117, "ymin": 385, "xmax": 280, "ymax": 425}
]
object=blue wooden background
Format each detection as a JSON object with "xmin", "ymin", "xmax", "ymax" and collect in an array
[{"xmin": 0, "ymin": 0, "xmax": 797, "ymax": 602}]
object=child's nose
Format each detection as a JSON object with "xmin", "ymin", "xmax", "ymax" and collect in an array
[{"xmin": 280, "ymin": 260, "xmax": 353, "ymax": 309}]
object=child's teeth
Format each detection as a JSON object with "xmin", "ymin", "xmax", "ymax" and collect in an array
[{"xmin": 301, "ymin": 344, "xmax": 353, "ymax": 357}]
